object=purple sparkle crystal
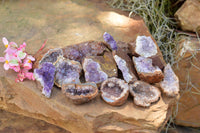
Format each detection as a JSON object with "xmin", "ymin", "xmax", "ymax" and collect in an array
[
  {"xmin": 103, "ymin": 32, "xmax": 117, "ymax": 50},
  {"xmin": 34, "ymin": 62, "xmax": 56, "ymax": 98}
]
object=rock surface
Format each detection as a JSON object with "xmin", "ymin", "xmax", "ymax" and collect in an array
[
  {"xmin": 0, "ymin": 109, "xmax": 69, "ymax": 133},
  {"xmin": 129, "ymin": 81, "xmax": 161, "ymax": 107},
  {"xmin": 0, "ymin": 0, "xmax": 175, "ymax": 132},
  {"xmin": 174, "ymin": 36, "xmax": 200, "ymax": 127},
  {"xmin": 175, "ymin": 0, "xmax": 200, "ymax": 33},
  {"xmin": 133, "ymin": 56, "xmax": 164, "ymax": 83}
]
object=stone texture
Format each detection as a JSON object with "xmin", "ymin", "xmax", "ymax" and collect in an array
[
  {"xmin": 129, "ymin": 81, "xmax": 161, "ymax": 107},
  {"xmin": 133, "ymin": 56, "xmax": 164, "ymax": 84},
  {"xmin": 113, "ymin": 49, "xmax": 138, "ymax": 83},
  {"xmin": 100, "ymin": 77, "xmax": 129, "ymax": 106},
  {"xmin": 174, "ymin": 36, "xmax": 200, "ymax": 127},
  {"xmin": 0, "ymin": 109, "xmax": 69, "ymax": 133},
  {"xmin": 84, "ymin": 52, "xmax": 118, "ymax": 79},
  {"xmin": 82, "ymin": 57, "xmax": 108, "ymax": 84},
  {"xmin": 0, "ymin": 0, "xmax": 176, "ymax": 132},
  {"xmin": 54, "ymin": 57, "xmax": 82, "ymax": 87},
  {"xmin": 62, "ymin": 82, "xmax": 98, "ymax": 105},
  {"xmin": 160, "ymin": 64, "xmax": 179, "ymax": 97},
  {"xmin": 175, "ymin": 0, "xmax": 200, "ymax": 33},
  {"xmin": 62, "ymin": 41, "xmax": 107, "ymax": 63}
]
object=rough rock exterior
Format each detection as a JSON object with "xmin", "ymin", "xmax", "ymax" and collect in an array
[
  {"xmin": 54, "ymin": 57, "xmax": 82, "ymax": 87},
  {"xmin": 113, "ymin": 49, "xmax": 137, "ymax": 83},
  {"xmin": 175, "ymin": 0, "xmax": 200, "ymax": 33},
  {"xmin": 62, "ymin": 41, "xmax": 107, "ymax": 62},
  {"xmin": 100, "ymin": 77, "xmax": 129, "ymax": 106},
  {"xmin": 160, "ymin": 64, "xmax": 179, "ymax": 97},
  {"xmin": 62, "ymin": 82, "xmax": 98, "ymax": 104},
  {"xmin": 0, "ymin": 0, "xmax": 177, "ymax": 132},
  {"xmin": 133, "ymin": 56, "xmax": 164, "ymax": 83},
  {"xmin": 129, "ymin": 81, "xmax": 161, "ymax": 107},
  {"xmin": 174, "ymin": 36, "xmax": 200, "ymax": 127}
]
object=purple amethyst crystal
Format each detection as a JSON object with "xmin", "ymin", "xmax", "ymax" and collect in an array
[
  {"xmin": 34, "ymin": 62, "xmax": 56, "ymax": 98},
  {"xmin": 103, "ymin": 32, "xmax": 117, "ymax": 50},
  {"xmin": 82, "ymin": 58, "xmax": 108, "ymax": 84}
]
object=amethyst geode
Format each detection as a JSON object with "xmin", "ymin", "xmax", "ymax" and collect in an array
[
  {"xmin": 54, "ymin": 57, "xmax": 82, "ymax": 87},
  {"xmin": 82, "ymin": 58, "xmax": 108, "ymax": 84},
  {"xmin": 103, "ymin": 32, "xmax": 118, "ymax": 50},
  {"xmin": 34, "ymin": 62, "xmax": 56, "ymax": 98}
]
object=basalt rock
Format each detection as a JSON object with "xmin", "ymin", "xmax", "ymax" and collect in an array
[
  {"xmin": 62, "ymin": 41, "xmax": 108, "ymax": 62},
  {"xmin": 62, "ymin": 82, "xmax": 98, "ymax": 104},
  {"xmin": 160, "ymin": 64, "xmax": 179, "ymax": 97},
  {"xmin": 129, "ymin": 81, "xmax": 161, "ymax": 107},
  {"xmin": 100, "ymin": 77, "xmax": 129, "ymax": 106},
  {"xmin": 54, "ymin": 57, "xmax": 82, "ymax": 87},
  {"xmin": 113, "ymin": 49, "xmax": 137, "ymax": 83},
  {"xmin": 133, "ymin": 56, "xmax": 164, "ymax": 83}
]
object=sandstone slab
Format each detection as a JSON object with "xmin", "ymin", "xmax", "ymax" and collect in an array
[
  {"xmin": 174, "ymin": 36, "xmax": 200, "ymax": 127},
  {"xmin": 0, "ymin": 0, "xmax": 175, "ymax": 132},
  {"xmin": 175, "ymin": 0, "xmax": 200, "ymax": 33}
]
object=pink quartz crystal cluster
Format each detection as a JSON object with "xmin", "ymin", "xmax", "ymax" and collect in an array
[{"xmin": 32, "ymin": 33, "xmax": 179, "ymax": 107}]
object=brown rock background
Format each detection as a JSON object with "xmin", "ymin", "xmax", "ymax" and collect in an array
[
  {"xmin": 175, "ymin": 0, "xmax": 200, "ymax": 33},
  {"xmin": 174, "ymin": 36, "xmax": 200, "ymax": 127}
]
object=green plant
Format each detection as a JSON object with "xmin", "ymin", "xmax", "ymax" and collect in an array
[{"xmin": 107, "ymin": 0, "xmax": 181, "ymax": 66}]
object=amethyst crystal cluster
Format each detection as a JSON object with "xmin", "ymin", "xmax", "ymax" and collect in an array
[
  {"xmin": 34, "ymin": 62, "xmax": 56, "ymax": 98},
  {"xmin": 34, "ymin": 32, "xmax": 179, "ymax": 107}
]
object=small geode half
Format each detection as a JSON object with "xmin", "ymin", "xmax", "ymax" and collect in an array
[
  {"xmin": 54, "ymin": 57, "xmax": 82, "ymax": 87},
  {"xmin": 39, "ymin": 48, "xmax": 63, "ymax": 66},
  {"xmin": 82, "ymin": 57, "xmax": 108, "ymax": 84},
  {"xmin": 62, "ymin": 82, "xmax": 98, "ymax": 104},
  {"xmin": 100, "ymin": 77, "xmax": 129, "ymax": 106},
  {"xmin": 34, "ymin": 62, "xmax": 56, "ymax": 98},
  {"xmin": 129, "ymin": 81, "xmax": 161, "ymax": 107},
  {"xmin": 135, "ymin": 36, "xmax": 158, "ymax": 57},
  {"xmin": 160, "ymin": 64, "xmax": 179, "ymax": 97},
  {"xmin": 133, "ymin": 56, "xmax": 164, "ymax": 83}
]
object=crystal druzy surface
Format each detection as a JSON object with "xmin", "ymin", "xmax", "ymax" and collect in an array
[
  {"xmin": 133, "ymin": 56, "xmax": 163, "ymax": 83},
  {"xmin": 103, "ymin": 32, "xmax": 118, "ymax": 50},
  {"xmin": 160, "ymin": 64, "xmax": 179, "ymax": 97},
  {"xmin": 39, "ymin": 48, "xmax": 63, "ymax": 66},
  {"xmin": 34, "ymin": 62, "xmax": 56, "ymax": 98},
  {"xmin": 135, "ymin": 36, "xmax": 157, "ymax": 57},
  {"xmin": 129, "ymin": 81, "xmax": 161, "ymax": 107},
  {"xmin": 100, "ymin": 77, "xmax": 129, "ymax": 106},
  {"xmin": 82, "ymin": 58, "xmax": 108, "ymax": 84},
  {"xmin": 54, "ymin": 57, "xmax": 82, "ymax": 87}
]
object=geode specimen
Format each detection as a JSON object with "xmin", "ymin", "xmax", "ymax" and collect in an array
[
  {"xmin": 34, "ymin": 62, "xmax": 56, "ymax": 98},
  {"xmin": 54, "ymin": 57, "xmax": 82, "ymax": 87},
  {"xmin": 129, "ymin": 81, "xmax": 161, "ymax": 107},
  {"xmin": 160, "ymin": 64, "xmax": 179, "ymax": 97},
  {"xmin": 103, "ymin": 32, "xmax": 118, "ymax": 50},
  {"xmin": 62, "ymin": 41, "xmax": 107, "ymax": 62},
  {"xmin": 39, "ymin": 48, "xmax": 63, "ymax": 66},
  {"xmin": 113, "ymin": 49, "xmax": 137, "ymax": 83},
  {"xmin": 100, "ymin": 77, "xmax": 129, "ymax": 106},
  {"xmin": 134, "ymin": 36, "xmax": 158, "ymax": 57},
  {"xmin": 82, "ymin": 57, "xmax": 108, "ymax": 84},
  {"xmin": 62, "ymin": 82, "xmax": 98, "ymax": 104},
  {"xmin": 133, "ymin": 56, "xmax": 164, "ymax": 83}
]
